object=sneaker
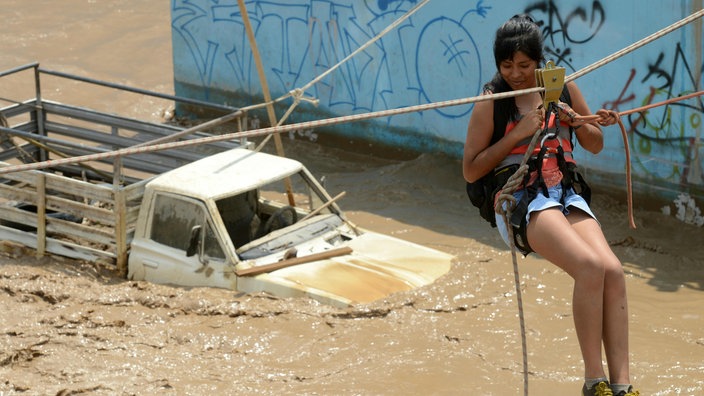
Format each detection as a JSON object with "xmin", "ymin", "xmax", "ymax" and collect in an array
[
  {"xmin": 583, "ymin": 381, "xmax": 614, "ymax": 396},
  {"xmin": 613, "ymin": 386, "xmax": 640, "ymax": 396}
]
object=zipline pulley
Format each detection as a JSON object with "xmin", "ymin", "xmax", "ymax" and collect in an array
[{"xmin": 535, "ymin": 60, "xmax": 566, "ymax": 109}]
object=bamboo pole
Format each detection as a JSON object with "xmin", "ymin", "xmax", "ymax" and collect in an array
[
  {"xmin": 237, "ymin": 0, "xmax": 296, "ymax": 206},
  {"xmin": 113, "ymin": 156, "xmax": 128, "ymax": 276}
]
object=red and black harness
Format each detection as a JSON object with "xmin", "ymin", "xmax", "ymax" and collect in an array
[
  {"xmin": 466, "ymin": 86, "xmax": 592, "ymax": 255},
  {"xmin": 506, "ymin": 104, "xmax": 592, "ymax": 255}
]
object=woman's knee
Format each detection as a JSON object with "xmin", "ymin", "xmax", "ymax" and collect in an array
[
  {"xmin": 603, "ymin": 255, "xmax": 626, "ymax": 288},
  {"xmin": 572, "ymin": 252, "xmax": 607, "ymax": 286}
]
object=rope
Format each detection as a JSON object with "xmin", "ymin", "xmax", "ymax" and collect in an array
[
  {"xmin": 292, "ymin": 0, "xmax": 432, "ymax": 97},
  {"xmin": 254, "ymin": 0, "xmax": 431, "ymax": 150},
  {"xmin": 136, "ymin": 0, "xmax": 431, "ymax": 157},
  {"xmin": 0, "ymin": 87, "xmax": 545, "ymax": 175},
  {"xmin": 571, "ymin": 89, "xmax": 704, "ymax": 229},
  {"xmin": 566, "ymin": 8, "xmax": 704, "ymax": 83},
  {"xmin": 1, "ymin": 4, "xmax": 699, "ymax": 175}
]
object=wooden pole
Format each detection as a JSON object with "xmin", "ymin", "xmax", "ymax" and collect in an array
[
  {"xmin": 237, "ymin": 0, "xmax": 296, "ymax": 206},
  {"xmin": 35, "ymin": 173, "xmax": 46, "ymax": 258},
  {"xmin": 235, "ymin": 246, "xmax": 353, "ymax": 277}
]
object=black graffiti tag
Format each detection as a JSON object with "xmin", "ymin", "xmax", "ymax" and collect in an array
[{"xmin": 525, "ymin": 0, "xmax": 605, "ymax": 71}]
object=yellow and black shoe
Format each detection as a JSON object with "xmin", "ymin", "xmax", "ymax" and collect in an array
[
  {"xmin": 613, "ymin": 385, "xmax": 640, "ymax": 396},
  {"xmin": 582, "ymin": 381, "xmax": 614, "ymax": 396}
]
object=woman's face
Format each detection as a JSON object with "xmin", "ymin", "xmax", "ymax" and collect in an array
[{"xmin": 499, "ymin": 51, "xmax": 538, "ymax": 91}]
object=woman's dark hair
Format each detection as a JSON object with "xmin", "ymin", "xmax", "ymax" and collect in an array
[
  {"xmin": 493, "ymin": 14, "xmax": 544, "ymax": 70},
  {"xmin": 484, "ymin": 14, "xmax": 544, "ymax": 126}
]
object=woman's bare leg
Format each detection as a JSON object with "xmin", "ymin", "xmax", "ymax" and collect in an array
[
  {"xmin": 567, "ymin": 212, "xmax": 630, "ymax": 385},
  {"xmin": 526, "ymin": 208, "xmax": 607, "ymax": 379}
]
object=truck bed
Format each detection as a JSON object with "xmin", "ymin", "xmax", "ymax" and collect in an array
[{"xmin": 0, "ymin": 63, "xmax": 249, "ymax": 273}]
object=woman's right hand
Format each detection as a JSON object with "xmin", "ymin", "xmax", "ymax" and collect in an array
[{"xmin": 514, "ymin": 106, "xmax": 544, "ymax": 140}]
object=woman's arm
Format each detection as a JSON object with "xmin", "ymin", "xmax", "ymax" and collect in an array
[
  {"xmin": 463, "ymin": 95, "xmax": 545, "ymax": 183},
  {"xmin": 563, "ymin": 81, "xmax": 604, "ymax": 154},
  {"xmin": 463, "ymin": 99, "xmax": 496, "ymax": 183}
]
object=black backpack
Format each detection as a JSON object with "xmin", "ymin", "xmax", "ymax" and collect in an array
[{"xmin": 465, "ymin": 86, "xmax": 572, "ymax": 227}]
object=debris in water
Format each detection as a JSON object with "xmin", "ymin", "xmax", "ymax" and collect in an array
[{"xmin": 661, "ymin": 193, "xmax": 704, "ymax": 227}]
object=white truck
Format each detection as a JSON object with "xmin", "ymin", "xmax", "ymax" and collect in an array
[{"xmin": 0, "ymin": 63, "xmax": 453, "ymax": 307}]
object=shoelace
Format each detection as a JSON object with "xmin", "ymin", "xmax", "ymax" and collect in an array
[{"xmin": 592, "ymin": 382, "xmax": 614, "ymax": 396}]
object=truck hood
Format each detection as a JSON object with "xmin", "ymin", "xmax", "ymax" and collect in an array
[{"xmin": 236, "ymin": 232, "xmax": 454, "ymax": 307}]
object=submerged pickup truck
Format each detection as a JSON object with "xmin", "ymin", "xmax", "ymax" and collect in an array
[
  {"xmin": 0, "ymin": 63, "xmax": 453, "ymax": 307},
  {"xmin": 128, "ymin": 147, "xmax": 453, "ymax": 306}
]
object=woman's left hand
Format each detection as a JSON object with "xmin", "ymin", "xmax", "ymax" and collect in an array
[{"xmin": 556, "ymin": 102, "xmax": 585, "ymax": 128}]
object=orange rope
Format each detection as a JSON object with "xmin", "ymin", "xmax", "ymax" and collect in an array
[{"xmin": 572, "ymin": 89, "xmax": 704, "ymax": 229}]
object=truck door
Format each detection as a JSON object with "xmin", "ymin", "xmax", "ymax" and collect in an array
[{"xmin": 128, "ymin": 193, "xmax": 234, "ymax": 289}]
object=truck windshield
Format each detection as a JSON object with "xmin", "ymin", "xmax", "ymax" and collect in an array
[
  {"xmin": 215, "ymin": 170, "xmax": 340, "ymax": 250},
  {"xmin": 259, "ymin": 170, "xmax": 332, "ymax": 213}
]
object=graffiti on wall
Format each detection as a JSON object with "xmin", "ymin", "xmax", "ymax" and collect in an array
[
  {"xmin": 602, "ymin": 42, "xmax": 704, "ymax": 186},
  {"xmin": 171, "ymin": 0, "xmax": 702, "ymax": 196},
  {"xmin": 527, "ymin": 0, "xmax": 702, "ymax": 189},
  {"xmin": 525, "ymin": 0, "xmax": 605, "ymax": 71},
  {"xmin": 171, "ymin": 0, "xmax": 492, "ymax": 122}
]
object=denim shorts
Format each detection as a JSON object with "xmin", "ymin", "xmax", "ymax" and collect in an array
[{"xmin": 495, "ymin": 183, "xmax": 598, "ymax": 250}]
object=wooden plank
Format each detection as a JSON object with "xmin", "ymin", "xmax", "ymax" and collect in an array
[
  {"xmin": 113, "ymin": 157, "xmax": 128, "ymax": 276},
  {"xmin": 0, "ymin": 206, "xmax": 38, "ymax": 229},
  {"xmin": 0, "ymin": 228, "xmax": 116, "ymax": 263},
  {"xmin": 235, "ymin": 247, "xmax": 353, "ymax": 277},
  {"xmin": 44, "ymin": 172, "xmax": 115, "ymax": 201},
  {"xmin": 0, "ymin": 205, "xmax": 116, "ymax": 246},
  {"xmin": 0, "ymin": 184, "xmax": 37, "ymax": 203},
  {"xmin": 36, "ymin": 173, "xmax": 46, "ymax": 257},
  {"xmin": 123, "ymin": 180, "xmax": 148, "ymax": 202},
  {"xmin": 46, "ymin": 219, "xmax": 116, "ymax": 246},
  {"xmin": 45, "ymin": 196, "xmax": 115, "ymax": 225}
]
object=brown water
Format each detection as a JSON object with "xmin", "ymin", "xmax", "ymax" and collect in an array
[{"xmin": 1, "ymin": 1, "xmax": 703, "ymax": 395}]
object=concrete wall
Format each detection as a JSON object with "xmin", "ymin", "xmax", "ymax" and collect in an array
[{"xmin": 170, "ymin": 0, "xmax": 703, "ymax": 203}]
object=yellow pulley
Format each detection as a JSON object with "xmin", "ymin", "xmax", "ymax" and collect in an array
[{"xmin": 535, "ymin": 60, "xmax": 565, "ymax": 109}]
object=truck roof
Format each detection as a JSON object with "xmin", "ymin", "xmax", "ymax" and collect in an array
[{"xmin": 147, "ymin": 148, "xmax": 303, "ymax": 200}]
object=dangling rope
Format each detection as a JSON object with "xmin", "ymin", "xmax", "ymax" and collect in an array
[{"xmin": 494, "ymin": 103, "xmax": 560, "ymax": 396}]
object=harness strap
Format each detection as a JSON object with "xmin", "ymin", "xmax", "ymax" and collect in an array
[
  {"xmin": 507, "ymin": 103, "xmax": 582, "ymax": 256},
  {"xmin": 556, "ymin": 145, "xmax": 571, "ymax": 203}
]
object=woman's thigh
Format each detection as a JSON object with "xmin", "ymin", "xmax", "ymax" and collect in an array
[
  {"xmin": 527, "ymin": 208, "xmax": 604, "ymax": 278},
  {"xmin": 566, "ymin": 209, "xmax": 622, "ymax": 271}
]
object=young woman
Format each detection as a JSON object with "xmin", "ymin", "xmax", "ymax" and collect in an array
[{"xmin": 462, "ymin": 14, "xmax": 638, "ymax": 396}]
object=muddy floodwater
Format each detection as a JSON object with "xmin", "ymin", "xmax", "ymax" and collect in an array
[{"xmin": 1, "ymin": 1, "xmax": 703, "ymax": 395}]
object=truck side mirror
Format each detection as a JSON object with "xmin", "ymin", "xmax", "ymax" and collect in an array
[{"xmin": 186, "ymin": 225, "xmax": 202, "ymax": 257}]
